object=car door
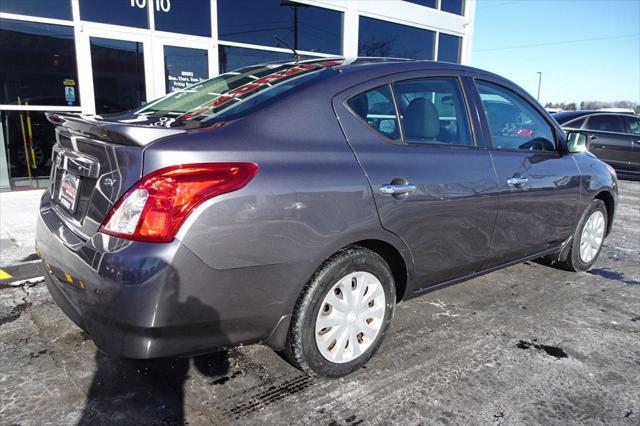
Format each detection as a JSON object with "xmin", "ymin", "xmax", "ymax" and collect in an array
[
  {"xmin": 622, "ymin": 115, "xmax": 640, "ymax": 172},
  {"xmin": 333, "ymin": 71, "xmax": 500, "ymax": 292},
  {"xmin": 583, "ymin": 114, "xmax": 633, "ymax": 172},
  {"xmin": 472, "ymin": 79, "xmax": 581, "ymax": 266}
]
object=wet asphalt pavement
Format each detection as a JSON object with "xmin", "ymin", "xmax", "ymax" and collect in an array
[{"xmin": 1, "ymin": 181, "xmax": 639, "ymax": 425}]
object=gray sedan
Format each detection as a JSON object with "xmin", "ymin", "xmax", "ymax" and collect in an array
[{"xmin": 37, "ymin": 58, "xmax": 617, "ymax": 377}]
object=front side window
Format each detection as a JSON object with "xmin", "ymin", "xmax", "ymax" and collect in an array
[
  {"xmin": 347, "ymin": 85, "xmax": 400, "ymax": 141},
  {"xmin": 625, "ymin": 116, "xmax": 640, "ymax": 135},
  {"xmin": 393, "ymin": 78, "xmax": 472, "ymax": 145},
  {"xmin": 477, "ymin": 81, "xmax": 556, "ymax": 152},
  {"xmin": 585, "ymin": 115, "xmax": 624, "ymax": 133}
]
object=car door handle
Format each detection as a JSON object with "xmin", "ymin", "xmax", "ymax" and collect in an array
[
  {"xmin": 506, "ymin": 177, "xmax": 528, "ymax": 187},
  {"xmin": 634, "ymin": 139, "xmax": 640, "ymax": 145},
  {"xmin": 379, "ymin": 184, "xmax": 417, "ymax": 195}
]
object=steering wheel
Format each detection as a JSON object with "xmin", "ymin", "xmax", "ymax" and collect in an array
[{"xmin": 519, "ymin": 137, "xmax": 555, "ymax": 151}]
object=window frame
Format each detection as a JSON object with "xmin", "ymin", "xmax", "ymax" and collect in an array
[
  {"xmin": 343, "ymin": 73, "xmax": 478, "ymax": 149},
  {"xmin": 623, "ymin": 115, "xmax": 640, "ymax": 136},
  {"xmin": 583, "ymin": 113, "xmax": 627, "ymax": 136},
  {"xmin": 473, "ymin": 78, "xmax": 561, "ymax": 154},
  {"xmin": 563, "ymin": 116, "xmax": 586, "ymax": 129}
]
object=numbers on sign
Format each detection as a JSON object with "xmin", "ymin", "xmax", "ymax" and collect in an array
[
  {"xmin": 157, "ymin": 0, "xmax": 171, "ymax": 12},
  {"xmin": 130, "ymin": 0, "xmax": 171, "ymax": 12}
]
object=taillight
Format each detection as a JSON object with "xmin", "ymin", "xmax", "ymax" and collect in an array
[{"xmin": 100, "ymin": 163, "xmax": 258, "ymax": 243}]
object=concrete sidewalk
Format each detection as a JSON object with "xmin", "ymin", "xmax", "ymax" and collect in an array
[{"xmin": 0, "ymin": 189, "xmax": 44, "ymax": 267}]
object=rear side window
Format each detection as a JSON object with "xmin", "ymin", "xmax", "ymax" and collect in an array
[
  {"xmin": 564, "ymin": 117, "xmax": 586, "ymax": 129},
  {"xmin": 585, "ymin": 115, "xmax": 624, "ymax": 133},
  {"xmin": 392, "ymin": 77, "xmax": 472, "ymax": 145},
  {"xmin": 347, "ymin": 85, "xmax": 400, "ymax": 141},
  {"xmin": 625, "ymin": 116, "xmax": 640, "ymax": 135},
  {"xmin": 477, "ymin": 80, "xmax": 556, "ymax": 152}
]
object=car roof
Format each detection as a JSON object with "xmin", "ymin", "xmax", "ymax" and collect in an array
[
  {"xmin": 262, "ymin": 56, "xmax": 504, "ymax": 79},
  {"xmin": 553, "ymin": 110, "xmax": 636, "ymax": 124}
]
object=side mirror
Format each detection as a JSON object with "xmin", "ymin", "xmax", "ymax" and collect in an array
[{"xmin": 566, "ymin": 130, "xmax": 589, "ymax": 153}]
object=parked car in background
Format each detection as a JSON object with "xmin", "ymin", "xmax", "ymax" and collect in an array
[
  {"xmin": 37, "ymin": 58, "xmax": 617, "ymax": 378},
  {"xmin": 553, "ymin": 110, "xmax": 640, "ymax": 177}
]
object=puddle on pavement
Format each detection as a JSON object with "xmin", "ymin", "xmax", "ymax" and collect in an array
[
  {"xmin": 589, "ymin": 268, "xmax": 640, "ymax": 286},
  {"xmin": 516, "ymin": 339, "xmax": 568, "ymax": 359}
]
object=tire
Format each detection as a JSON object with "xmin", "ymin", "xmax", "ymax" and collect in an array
[
  {"xmin": 283, "ymin": 246, "xmax": 396, "ymax": 378},
  {"xmin": 557, "ymin": 199, "xmax": 608, "ymax": 272}
]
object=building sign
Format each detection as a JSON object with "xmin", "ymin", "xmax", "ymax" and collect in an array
[
  {"xmin": 63, "ymin": 79, "xmax": 76, "ymax": 106},
  {"xmin": 130, "ymin": 0, "xmax": 171, "ymax": 12},
  {"xmin": 164, "ymin": 46, "xmax": 208, "ymax": 93},
  {"xmin": 167, "ymin": 70, "xmax": 206, "ymax": 93}
]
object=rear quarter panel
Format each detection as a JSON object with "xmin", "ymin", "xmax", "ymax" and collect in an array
[{"xmin": 143, "ymin": 84, "xmax": 413, "ymax": 316}]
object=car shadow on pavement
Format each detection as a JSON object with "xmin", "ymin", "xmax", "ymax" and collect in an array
[{"xmin": 78, "ymin": 268, "xmax": 231, "ymax": 425}]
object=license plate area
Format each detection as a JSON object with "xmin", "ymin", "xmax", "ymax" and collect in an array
[{"xmin": 57, "ymin": 171, "xmax": 81, "ymax": 213}]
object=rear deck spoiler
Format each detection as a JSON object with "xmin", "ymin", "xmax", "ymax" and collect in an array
[{"xmin": 46, "ymin": 112, "xmax": 185, "ymax": 147}]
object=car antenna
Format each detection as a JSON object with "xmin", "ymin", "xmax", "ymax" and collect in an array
[{"xmin": 273, "ymin": 35, "xmax": 301, "ymax": 63}]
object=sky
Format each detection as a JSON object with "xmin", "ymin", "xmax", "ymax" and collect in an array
[{"xmin": 471, "ymin": 0, "xmax": 640, "ymax": 105}]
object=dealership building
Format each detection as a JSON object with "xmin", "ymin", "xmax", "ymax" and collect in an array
[{"xmin": 0, "ymin": 0, "xmax": 475, "ymax": 191}]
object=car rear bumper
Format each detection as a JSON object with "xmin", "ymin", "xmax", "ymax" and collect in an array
[{"xmin": 36, "ymin": 192, "xmax": 293, "ymax": 359}]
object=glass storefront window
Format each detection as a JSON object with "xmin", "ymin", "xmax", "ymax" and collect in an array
[
  {"xmin": 1, "ymin": 110, "xmax": 56, "ymax": 188},
  {"xmin": 164, "ymin": 46, "xmax": 208, "ymax": 93},
  {"xmin": 154, "ymin": 0, "xmax": 211, "ymax": 36},
  {"xmin": 438, "ymin": 33, "xmax": 462, "ymax": 63},
  {"xmin": 441, "ymin": 0, "xmax": 465, "ymax": 16},
  {"xmin": 217, "ymin": 0, "xmax": 342, "ymax": 55},
  {"xmin": 358, "ymin": 17, "xmax": 434, "ymax": 60},
  {"xmin": 79, "ymin": 0, "xmax": 149, "ymax": 28},
  {"xmin": 405, "ymin": 0, "xmax": 436, "ymax": 8},
  {"xmin": 0, "ymin": 0, "xmax": 72, "ymax": 20},
  {"xmin": 218, "ymin": 45, "xmax": 294, "ymax": 73},
  {"xmin": 90, "ymin": 38, "xmax": 146, "ymax": 114},
  {"xmin": 0, "ymin": 19, "xmax": 80, "ymax": 106}
]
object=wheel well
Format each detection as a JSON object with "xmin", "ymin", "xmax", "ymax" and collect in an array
[
  {"xmin": 353, "ymin": 239, "xmax": 409, "ymax": 303},
  {"xmin": 594, "ymin": 191, "xmax": 615, "ymax": 235}
]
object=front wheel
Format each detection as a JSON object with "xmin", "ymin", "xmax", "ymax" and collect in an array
[
  {"xmin": 558, "ymin": 199, "xmax": 608, "ymax": 271},
  {"xmin": 284, "ymin": 247, "xmax": 395, "ymax": 377}
]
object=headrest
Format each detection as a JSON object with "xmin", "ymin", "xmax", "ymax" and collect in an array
[{"xmin": 403, "ymin": 98, "xmax": 439, "ymax": 140}]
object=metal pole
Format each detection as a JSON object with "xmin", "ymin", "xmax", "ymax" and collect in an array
[
  {"xmin": 293, "ymin": 4, "xmax": 298, "ymax": 51},
  {"xmin": 536, "ymin": 72, "xmax": 542, "ymax": 101}
]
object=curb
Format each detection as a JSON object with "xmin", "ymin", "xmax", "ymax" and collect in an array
[{"xmin": 0, "ymin": 260, "xmax": 44, "ymax": 287}]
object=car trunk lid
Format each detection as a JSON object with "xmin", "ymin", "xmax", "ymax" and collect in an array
[{"xmin": 46, "ymin": 112, "xmax": 185, "ymax": 239}]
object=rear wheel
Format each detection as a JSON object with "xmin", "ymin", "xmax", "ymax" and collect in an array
[
  {"xmin": 284, "ymin": 247, "xmax": 395, "ymax": 377},
  {"xmin": 558, "ymin": 199, "xmax": 607, "ymax": 271}
]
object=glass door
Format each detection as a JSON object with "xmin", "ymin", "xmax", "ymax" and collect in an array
[
  {"xmin": 151, "ymin": 36, "xmax": 214, "ymax": 98},
  {"xmin": 76, "ymin": 28, "xmax": 153, "ymax": 115},
  {"xmin": 89, "ymin": 37, "xmax": 148, "ymax": 114}
]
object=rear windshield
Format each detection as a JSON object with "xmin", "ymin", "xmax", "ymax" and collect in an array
[{"xmin": 137, "ymin": 61, "xmax": 338, "ymax": 127}]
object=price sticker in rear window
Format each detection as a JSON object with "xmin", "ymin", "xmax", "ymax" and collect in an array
[{"xmin": 58, "ymin": 171, "xmax": 81, "ymax": 212}]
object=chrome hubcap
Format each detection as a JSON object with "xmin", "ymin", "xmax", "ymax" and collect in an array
[
  {"xmin": 579, "ymin": 210, "xmax": 605, "ymax": 263},
  {"xmin": 315, "ymin": 271, "xmax": 386, "ymax": 364}
]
